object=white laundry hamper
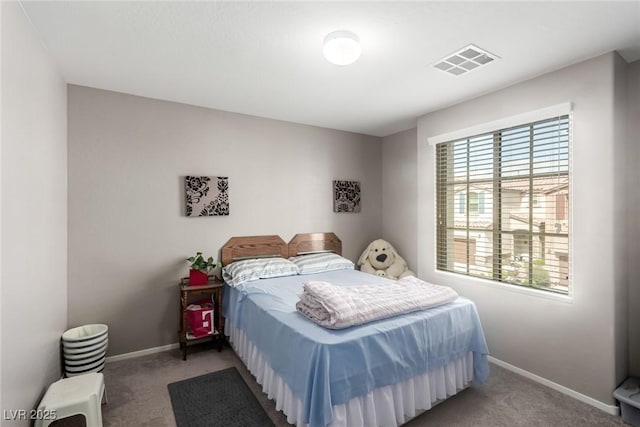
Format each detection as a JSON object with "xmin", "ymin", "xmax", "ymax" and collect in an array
[{"xmin": 61, "ymin": 324, "xmax": 108, "ymax": 377}]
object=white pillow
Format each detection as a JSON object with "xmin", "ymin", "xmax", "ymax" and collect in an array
[
  {"xmin": 289, "ymin": 252, "xmax": 354, "ymax": 274},
  {"xmin": 222, "ymin": 257, "xmax": 299, "ymax": 288}
]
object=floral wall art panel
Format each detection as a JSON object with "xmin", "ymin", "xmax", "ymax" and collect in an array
[
  {"xmin": 185, "ymin": 176, "xmax": 229, "ymax": 217},
  {"xmin": 333, "ymin": 180, "xmax": 361, "ymax": 213}
]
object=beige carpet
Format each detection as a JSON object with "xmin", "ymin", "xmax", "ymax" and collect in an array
[{"xmin": 54, "ymin": 341, "xmax": 626, "ymax": 427}]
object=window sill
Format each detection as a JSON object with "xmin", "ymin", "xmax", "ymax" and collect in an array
[{"xmin": 433, "ymin": 269, "xmax": 573, "ymax": 304}]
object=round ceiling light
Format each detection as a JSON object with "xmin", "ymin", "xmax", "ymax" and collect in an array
[{"xmin": 322, "ymin": 30, "xmax": 361, "ymax": 66}]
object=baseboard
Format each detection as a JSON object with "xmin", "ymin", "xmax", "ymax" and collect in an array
[
  {"xmin": 105, "ymin": 343, "xmax": 179, "ymax": 363},
  {"xmin": 488, "ymin": 356, "xmax": 620, "ymax": 416}
]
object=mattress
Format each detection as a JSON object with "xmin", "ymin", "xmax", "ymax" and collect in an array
[{"xmin": 222, "ymin": 269, "xmax": 489, "ymax": 427}]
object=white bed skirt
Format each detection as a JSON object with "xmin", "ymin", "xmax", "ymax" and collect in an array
[{"xmin": 225, "ymin": 319, "xmax": 474, "ymax": 427}]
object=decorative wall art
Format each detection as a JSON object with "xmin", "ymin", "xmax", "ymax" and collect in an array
[
  {"xmin": 333, "ymin": 180, "xmax": 361, "ymax": 213},
  {"xmin": 185, "ymin": 176, "xmax": 229, "ymax": 217}
]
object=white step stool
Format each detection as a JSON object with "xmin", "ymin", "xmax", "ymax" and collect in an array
[{"xmin": 35, "ymin": 372, "xmax": 107, "ymax": 427}]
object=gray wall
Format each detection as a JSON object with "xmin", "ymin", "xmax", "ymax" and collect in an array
[
  {"xmin": 628, "ymin": 59, "xmax": 640, "ymax": 377},
  {"xmin": 413, "ymin": 52, "xmax": 628, "ymax": 406},
  {"xmin": 613, "ymin": 53, "xmax": 629, "ymax": 388},
  {"xmin": 381, "ymin": 127, "xmax": 417, "ymax": 271},
  {"xmin": 1, "ymin": 1, "xmax": 68, "ymax": 422},
  {"xmin": 67, "ymin": 85, "xmax": 382, "ymax": 356}
]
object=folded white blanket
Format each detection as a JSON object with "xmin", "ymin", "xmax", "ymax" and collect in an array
[{"xmin": 296, "ymin": 276, "xmax": 459, "ymax": 329}]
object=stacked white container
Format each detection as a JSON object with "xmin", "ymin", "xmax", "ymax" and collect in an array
[{"xmin": 62, "ymin": 324, "xmax": 108, "ymax": 377}]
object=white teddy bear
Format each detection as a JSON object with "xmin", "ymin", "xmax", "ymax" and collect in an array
[{"xmin": 357, "ymin": 239, "xmax": 415, "ymax": 280}]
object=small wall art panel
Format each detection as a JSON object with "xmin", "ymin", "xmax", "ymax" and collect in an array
[
  {"xmin": 185, "ymin": 176, "xmax": 229, "ymax": 216},
  {"xmin": 333, "ymin": 180, "xmax": 361, "ymax": 213}
]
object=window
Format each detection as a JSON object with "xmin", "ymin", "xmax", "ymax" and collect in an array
[
  {"xmin": 436, "ymin": 115, "xmax": 570, "ymax": 294},
  {"xmin": 458, "ymin": 192, "xmax": 485, "ymax": 215}
]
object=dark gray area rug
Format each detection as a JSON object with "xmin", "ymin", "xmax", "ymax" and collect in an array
[{"xmin": 168, "ymin": 366, "xmax": 276, "ymax": 427}]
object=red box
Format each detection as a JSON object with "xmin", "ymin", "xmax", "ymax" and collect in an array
[{"xmin": 186, "ymin": 302, "xmax": 214, "ymax": 338}]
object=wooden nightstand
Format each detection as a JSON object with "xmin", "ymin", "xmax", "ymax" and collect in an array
[{"xmin": 179, "ymin": 277, "xmax": 224, "ymax": 361}]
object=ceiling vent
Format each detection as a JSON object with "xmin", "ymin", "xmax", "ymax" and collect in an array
[{"xmin": 433, "ymin": 44, "xmax": 499, "ymax": 76}]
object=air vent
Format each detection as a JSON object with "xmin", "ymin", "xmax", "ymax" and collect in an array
[{"xmin": 433, "ymin": 44, "xmax": 499, "ymax": 76}]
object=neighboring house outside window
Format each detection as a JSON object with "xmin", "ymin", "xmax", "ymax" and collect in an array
[{"xmin": 435, "ymin": 114, "xmax": 570, "ymax": 294}]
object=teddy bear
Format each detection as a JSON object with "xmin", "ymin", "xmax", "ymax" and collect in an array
[{"xmin": 357, "ymin": 239, "xmax": 415, "ymax": 280}]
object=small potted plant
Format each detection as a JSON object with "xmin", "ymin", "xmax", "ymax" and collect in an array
[{"xmin": 186, "ymin": 252, "xmax": 220, "ymax": 286}]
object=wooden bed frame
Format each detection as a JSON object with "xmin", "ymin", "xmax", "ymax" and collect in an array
[
  {"xmin": 221, "ymin": 235, "xmax": 288, "ymax": 266},
  {"xmin": 288, "ymin": 232, "xmax": 342, "ymax": 257},
  {"xmin": 221, "ymin": 232, "xmax": 342, "ymax": 266}
]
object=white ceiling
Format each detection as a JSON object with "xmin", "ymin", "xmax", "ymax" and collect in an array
[{"xmin": 21, "ymin": 1, "xmax": 640, "ymax": 137}]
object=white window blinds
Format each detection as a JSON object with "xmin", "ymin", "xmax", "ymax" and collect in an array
[{"xmin": 435, "ymin": 114, "xmax": 570, "ymax": 294}]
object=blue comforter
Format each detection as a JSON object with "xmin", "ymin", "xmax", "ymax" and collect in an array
[{"xmin": 222, "ymin": 269, "xmax": 489, "ymax": 427}]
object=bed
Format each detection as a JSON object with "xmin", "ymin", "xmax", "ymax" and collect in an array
[{"xmin": 221, "ymin": 232, "xmax": 489, "ymax": 427}]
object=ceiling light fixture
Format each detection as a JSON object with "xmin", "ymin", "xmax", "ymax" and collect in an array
[{"xmin": 323, "ymin": 30, "xmax": 361, "ymax": 66}]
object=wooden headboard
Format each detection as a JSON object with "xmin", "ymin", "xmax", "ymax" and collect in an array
[
  {"xmin": 221, "ymin": 235, "xmax": 288, "ymax": 266},
  {"xmin": 288, "ymin": 232, "xmax": 342, "ymax": 257}
]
